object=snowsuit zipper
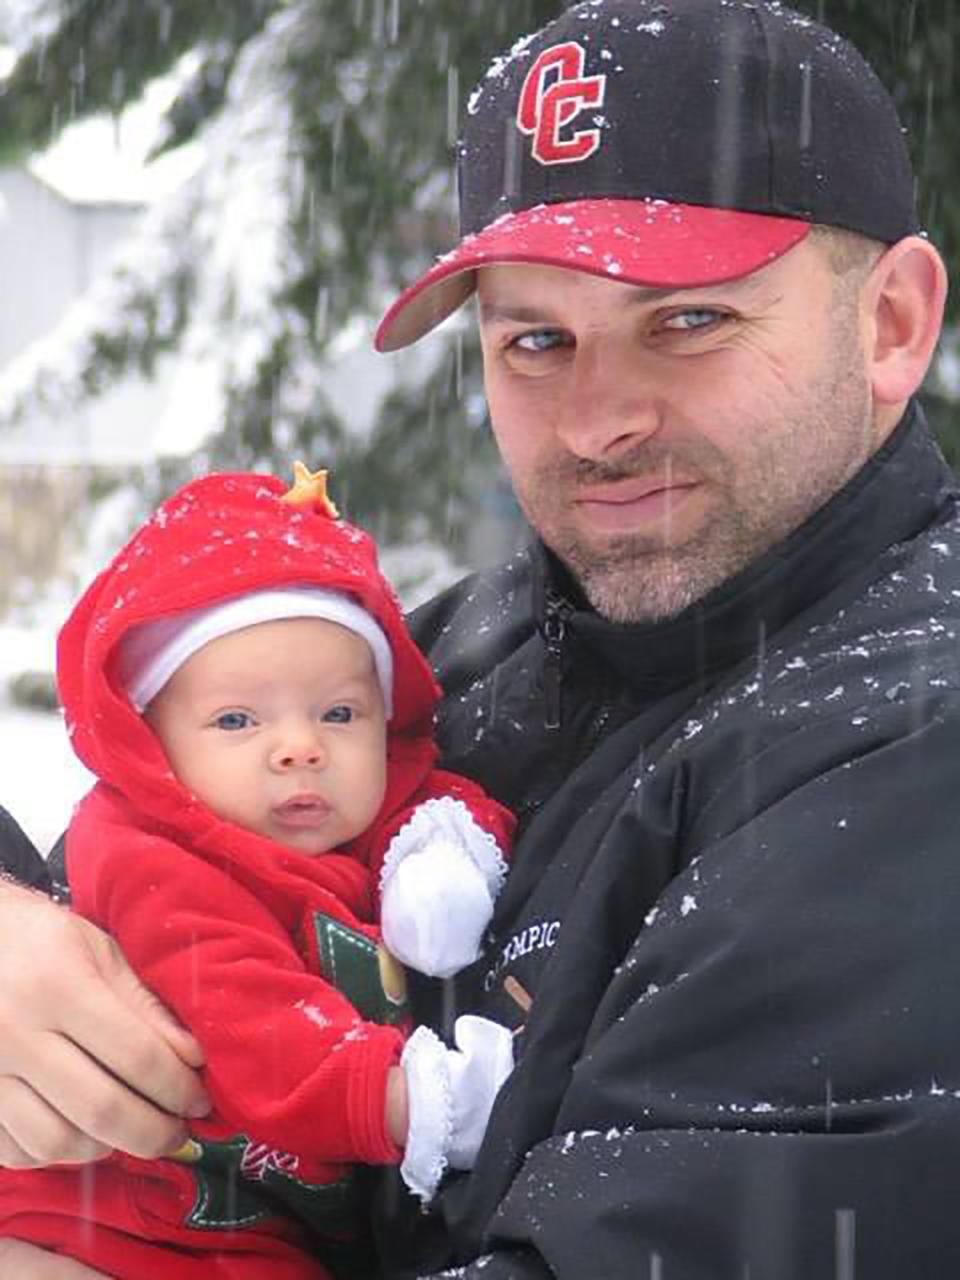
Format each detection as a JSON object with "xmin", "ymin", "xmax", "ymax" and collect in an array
[{"xmin": 543, "ymin": 594, "xmax": 572, "ymax": 731}]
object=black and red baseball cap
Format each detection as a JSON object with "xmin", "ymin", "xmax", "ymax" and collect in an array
[{"xmin": 375, "ymin": 0, "xmax": 919, "ymax": 352}]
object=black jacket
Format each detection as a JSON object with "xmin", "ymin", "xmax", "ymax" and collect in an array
[
  {"xmin": 0, "ymin": 807, "xmax": 49, "ymax": 892},
  {"xmin": 378, "ymin": 403, "xmax": 960, "ymax": 1280}
]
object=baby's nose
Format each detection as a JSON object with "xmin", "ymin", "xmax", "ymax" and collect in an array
[{"xmin": 270, "ymin": 729, "xmax": 325, "ymax": 770}]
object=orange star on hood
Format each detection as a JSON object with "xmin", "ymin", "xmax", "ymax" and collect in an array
[{"xmin": 280, "ymin": 462, "xmax": 340, "ymax": 518}]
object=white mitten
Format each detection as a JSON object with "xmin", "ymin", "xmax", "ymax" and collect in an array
[
  {"xmin": 400, "ymin": 1015, "xmax": 514, "ymax": 1203},
  {"xmin": 379, "ymin": 797, "xmax": 508, "ymax": 978},
  {"xmin": 380, "ymin": 839, "xmax": 495, "ymax": 978}
]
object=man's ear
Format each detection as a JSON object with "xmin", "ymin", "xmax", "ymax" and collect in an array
[{"xmin": 864, "ymin": 236, "xmax": 948, "ymax": 406}]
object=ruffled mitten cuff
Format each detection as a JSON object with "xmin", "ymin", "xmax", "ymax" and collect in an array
[
  {"xmin": 380, "ymin": 797, "xmax": 508, "ymax": 898},
  {"xmin": 380, "ymin": 798, "xmax": 509, "ymax": 978},
  {"xmin": 399, "ymin": 1026, "xmax": 452, "ymax": 1202}
]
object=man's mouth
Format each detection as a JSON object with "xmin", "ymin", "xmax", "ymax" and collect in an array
[
  {"xmin": 573, "ymin": 476, "xmax": 703, "ymax": 532},
  {"xmin": 575, "ymin": 475, "xmax": 699, "ymax": 503}
]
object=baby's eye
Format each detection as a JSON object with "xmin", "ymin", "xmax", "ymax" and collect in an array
[
  {"xmin": 214, "ymin": 710, "xmax": 255, "ymax": 731},
  {"xmin": 323, "ymin": 705, "xmax": 353, "ymax": 724}
]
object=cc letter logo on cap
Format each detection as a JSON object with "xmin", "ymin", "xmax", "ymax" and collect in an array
[{"xmin": 516, "ymin": 42, "xmax": 607, "ymax": 166}]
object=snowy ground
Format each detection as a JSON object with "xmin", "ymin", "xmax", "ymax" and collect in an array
[
  {"xmin": 0, "ymin": 698, "xmax": 92, "ymax": 854},
  {"xmin": 0, "ymin": 619, "xmax": 92, "ymax": 854}
]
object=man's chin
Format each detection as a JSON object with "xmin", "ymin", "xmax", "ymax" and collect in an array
[
  {"xmin": 561, "ymin": 544, "xmax": 740, "ymax": 625},
  {"xmin": 546, "ymin": 506, "xmax": 763, "ymax": 624},
  {"xmin": 581, "ymin": 578, "xmax": 701, "ymax": 625}
]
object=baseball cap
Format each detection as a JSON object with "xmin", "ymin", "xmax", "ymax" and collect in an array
[{"xmin": 376, "ymin": 0, "xmax": 918, "ymax": 352}]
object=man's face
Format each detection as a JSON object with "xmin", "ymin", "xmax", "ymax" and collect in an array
[{"xmin": 477, "ymin": 239, "xmax": 879, "ymax": 623}]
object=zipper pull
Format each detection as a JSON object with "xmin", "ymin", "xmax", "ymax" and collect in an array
[{"xmin": 542, "ymin": 596, "xmax": 569, "ymax": 731}]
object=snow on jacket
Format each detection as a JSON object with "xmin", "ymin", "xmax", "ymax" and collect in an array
[
  {"xmin": 0, "ymin": 472, "xmax": 512, "ymax": 1279},
  {"xmin": 374, "ymin": 403, "xmax": 960, "ymax": 1280}
]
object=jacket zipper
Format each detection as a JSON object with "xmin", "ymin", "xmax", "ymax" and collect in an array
[{"xmin": 542, "ymin": 594, "xmax": 572, "ymax": 730}]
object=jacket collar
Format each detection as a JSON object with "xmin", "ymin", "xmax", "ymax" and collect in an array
[{"xmin": 534, "ymin": 402, "xmax": 957, "ymax": 698}]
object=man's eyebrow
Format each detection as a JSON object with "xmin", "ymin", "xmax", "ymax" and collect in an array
[
  {"xmin": 479, "ymin": 288, "xmax": 675, "ymax": 324},
  {"xmin": 478, "ymin": 275, "xmax": 765, "ymax": 324}
]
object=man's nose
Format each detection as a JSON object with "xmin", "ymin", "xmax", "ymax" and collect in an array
[
  {"xmin": 555, "ymin": 344, "xmax": 663, "ymax": 461},
  {"xmin": 269, "ymin": 724, "xmax": 326, "ymax": 771}
]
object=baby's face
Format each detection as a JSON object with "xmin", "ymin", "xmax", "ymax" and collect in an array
[{"xmin": 146, "ymin": 617, "xmax": 388, "ymax": 855}]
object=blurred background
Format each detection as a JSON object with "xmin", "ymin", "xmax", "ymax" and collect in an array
[{"xmin": 0, "ymin": 0, "xmax": 957, "ymax": 851}]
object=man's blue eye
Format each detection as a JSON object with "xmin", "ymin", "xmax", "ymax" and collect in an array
[
  {"xmin": 214, "ymin": 711, "xmax": 253, "ymax": 731},
  {"xmin": 323, "ymin": 705, "xmax": 353, "ymax": 724},
  {"xmin": 513, "ymin": 329, "xmax": 564, "ymax": 352},
  {"xmin": 664, "ymin": 309, "xmax": 723, "ymax": 331}
]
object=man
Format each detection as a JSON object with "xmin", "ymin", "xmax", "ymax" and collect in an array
[{"xmin": 0, "ymin": 0, "xmax": 955, "ymax": 1275}]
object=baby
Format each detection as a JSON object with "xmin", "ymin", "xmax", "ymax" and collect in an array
[{"xmin": 0, "ymin": 467, "xmax": 514, "ymax": 1278}]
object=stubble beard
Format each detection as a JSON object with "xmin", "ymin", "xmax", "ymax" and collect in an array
[
  {"xmin": 564, "ymin": 497, "xmax": 757, "ymax": 623},
  {"xmin": 519, "ymin": 317, "xmax": 875, "ymax": 625}
]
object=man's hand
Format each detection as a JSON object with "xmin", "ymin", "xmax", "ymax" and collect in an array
[
  {"xmin": 0, "ymin": 880, "xmax": 209, "ymax": 1167},
  {"xmin": 0, "ymin": 1240, "xmax": 110, "ymax": 1277}
]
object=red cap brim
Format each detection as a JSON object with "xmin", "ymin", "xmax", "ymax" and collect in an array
[{"xmin": 375, "ymin": 199, "xmax": 811, "ymax": 352}]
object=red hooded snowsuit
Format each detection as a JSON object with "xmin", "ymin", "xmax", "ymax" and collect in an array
[{"xmin": 0, "ymin": 473, "xmax": 512, "ymax": 1278}]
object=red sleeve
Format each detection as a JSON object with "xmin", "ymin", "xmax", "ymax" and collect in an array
[{"xmin": 67, "ymin": 796, "xmax": 402, "ymax": 1169}]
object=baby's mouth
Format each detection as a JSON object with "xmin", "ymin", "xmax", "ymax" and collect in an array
[{"xmin": 272, "ymin": 795, "xmax": 333, "ymax": 827}]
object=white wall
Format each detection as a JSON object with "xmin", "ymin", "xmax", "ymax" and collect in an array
[{"xmin": 0, "ymin": 169, "xmax": 141, "ymax": 366}]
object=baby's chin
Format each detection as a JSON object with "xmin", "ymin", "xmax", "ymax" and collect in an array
[{"xmin": 267, "ymin": 828, "xmax": 340, "ymax": 857}]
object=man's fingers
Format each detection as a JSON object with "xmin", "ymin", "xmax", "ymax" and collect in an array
[
  {"xmin": 17, "ymin": 1031, "xmax": 197, "ymax": 1160},
  {"xmin": 0, "ymin": 887, "xmax": 208, "ymax": 1160},
  {"xmin": 0, "ymin": 1240, "xmax": 111, "ymax": 1278},
  {"xmin": 0, "ymin": 1077, "xmax": 111, "ymax": 1168},
  {"xmin": 0, "ymin": 1125, "xmax": 62, "ymax": 1171},
  {"xmin": 40, "ymin": 919, "xmax": 210, "ymax": 1129},
  {"xmin": 91, "ymin": 926, "xmax": 205, "ymax": 1070}
]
